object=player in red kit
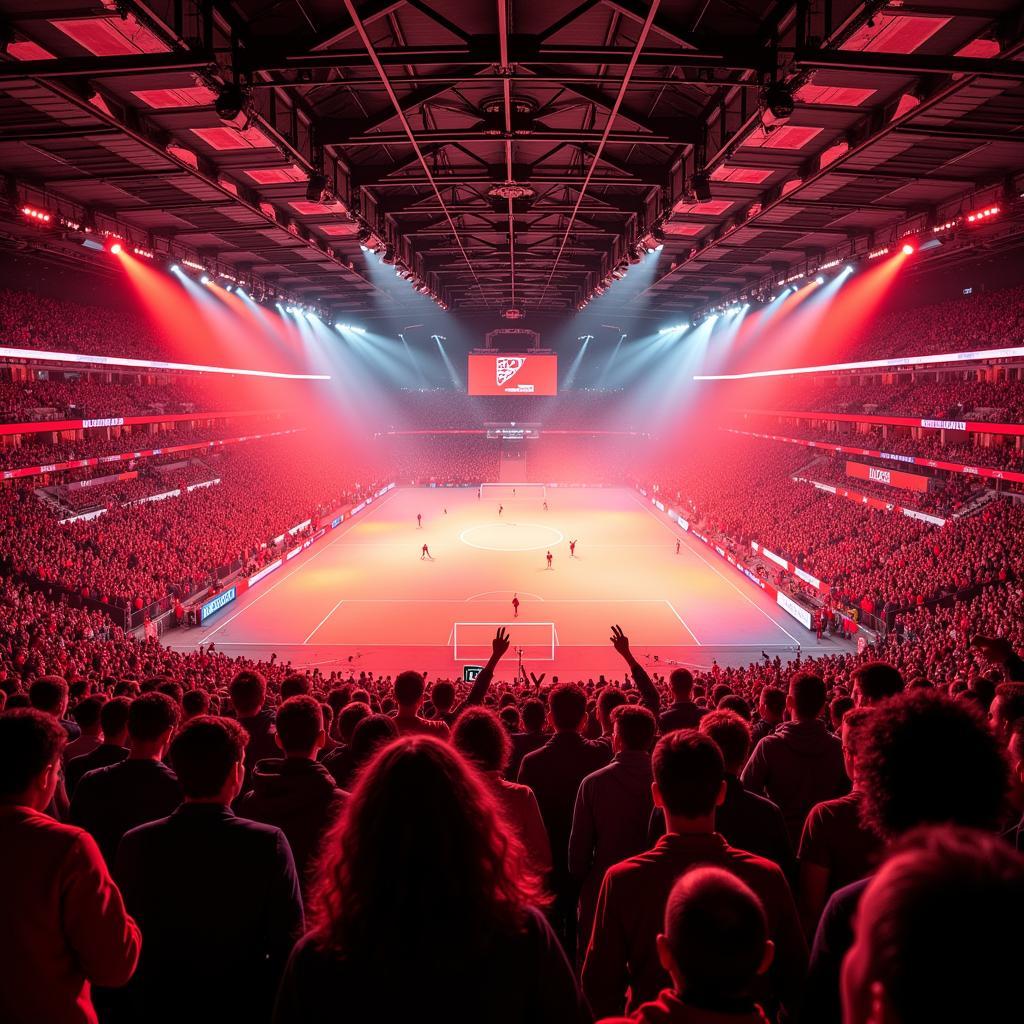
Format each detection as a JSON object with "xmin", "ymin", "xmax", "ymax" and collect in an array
[
  {"xmin": 569, "ymin": 539, "xmax": 577, "ymax": 557},
  {"xmin": 512, "ymin": 594, "xmax": 520, "ymax": 618},
  {"xmin": 546, "ymin": 551, "xmax": 553, "ymax": 570},
  {"xmin": 420, "ymin": 544, "xmax": 431, "ymax": 560}
]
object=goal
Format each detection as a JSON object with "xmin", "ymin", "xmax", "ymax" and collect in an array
[
  {"xmin": 479, "ymin": 482, "xmax": 547, "ymax": 500},
  {"xmin": 453, "ymin": 621, "xmax": 557, "ymax": 662}
]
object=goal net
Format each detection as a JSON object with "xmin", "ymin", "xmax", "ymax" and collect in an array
[
  {"xmin": 453, "ymin": 621, "xmax": 557, "ymax": 662},
  {"xmin": 479, "ymin": 482, "xmax": 547, "ymax": 500}
]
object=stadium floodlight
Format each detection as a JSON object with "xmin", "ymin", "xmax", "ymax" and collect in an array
[
  {"xmin": 815, "ymin": 276, "xmax": 825, "ymax": 285},
  {"xmin": 109, "ymin": 242, "xmax": 122, "ymax": 255},
  {"xmin": 169, "ymin": 264, "xmax": 180, "ymax": 273},
  {"xmin": 901, "ymin": 242, "xmax": 916, "ymax": 255},
  {"xmin": 200, "ymin": 275, "xmax": 211, "ymax": 284}
]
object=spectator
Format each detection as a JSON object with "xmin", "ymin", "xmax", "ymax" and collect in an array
[
  {"xmin": 116, "ymin": 716, "xmax": 303, "ymax": 1024},
  {"xmin": 392, "ymin": 670, "xmax": 451, "ymax": 738},
  {"xmin": 519, "ymin": 682, "xmax": 611, "ymax": 958},
  {"xmin": 570, "ymin": 705, "xmax": 657, "ymax": 951},
  {"xmin": 648, "ymin": 709, "xmax": 795, "ymax": 876},
  {"xmin": 989, "ymin": 681, "xmax": 1024, "ymax": 748},
  {"xmin": 851, "ymin": 662, "xmax": 905, "ymax": 707},
  {"xmin": 321, "ymin": 701, "xmax": 372, "ymax": 788},
  {"xmin": 64, "ymin": 696, "xmax": 105, "ymax": 763},
  {"xmin": 452, "ymin": 707, "xmax": 551, "ymax": 874},
  {"xmin": 66, "ymin": 697, "xmax": 130, "ymax": 796},
  {"xmin": 230, "ymin": 670, "xmax": 280, "ymax": 781},
  {"xmin": 348, "ymin": 713, "xmax": 399, "ymax": 779},
  {"xmin": 238, "ymin": 696, "xmax": 347, "ymax": 892},
  {"xmin": 29, "ymin": 676, "xmax": 79, "ymax": 739},
  {"xmin": 509, "ymin": 697, "xmax": 548, "ymax": 777},
  {"xmin": 582, "ymin": 730, "xmax": 806, "ymax": 1019},
  {"xmin": 805, "ymin": 690, "xmax": 1009, "ymax": 1023},
  {"xmin": 753, "ymin": 686, "xmax": 786, "ymax": 745},
  {"xmin": 742, "ymin": 672, "xmax": 849, "ymax": 843},
  {"xmin": 840, "ymin": 826, "xmax": 1024, "ymax": 1024},
  {"xmin": 69, "ymin": 692, "xmax": 181, "ymax": 864},
  {"xmin": 181, "ymin": 689, "xmax": 210, "ymax": 722},
  {"xmin": 597, "ymin": 867, "xmax": 775, "ymax": 1024},
  {"xmin": 0, "ymin": 709, "xmax": 140, "ymax": 1024},
  {"xmin": 273, "ymin": 736, "xmax": 588, "ymax": 1023},
  {"xmin": 798, "ymin": 708, "xmax": 883, "ymax": 934},
  {"xmin": 660, "ymin": 669, "xmax": 705, "ymax": 733}
]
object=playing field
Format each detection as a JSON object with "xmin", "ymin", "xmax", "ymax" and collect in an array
[{"xmin": 169, "ymin": 486, "xmax": 848, "ymax": 677}]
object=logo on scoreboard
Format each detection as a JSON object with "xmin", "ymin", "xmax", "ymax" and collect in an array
[{"xmin": 496, "ymin": 357, "xmax": 526, "ymax": 386}]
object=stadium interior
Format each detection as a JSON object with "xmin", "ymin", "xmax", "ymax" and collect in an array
[{"xmin": 2, "ymin": 2, "xmax": 1024, "ymax": 1023}]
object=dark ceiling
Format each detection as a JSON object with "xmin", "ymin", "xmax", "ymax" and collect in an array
[{"xmin": 1, "ymin": 0, "xmax": 1023, "ymax": 320}]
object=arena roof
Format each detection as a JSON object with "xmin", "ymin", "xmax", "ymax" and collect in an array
[{"xmin": 1, "ymin": 0, "xmax": 1023, "ymax": 318}]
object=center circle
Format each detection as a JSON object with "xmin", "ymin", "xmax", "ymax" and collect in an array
[{"xmin": 460, "ymin": 522, "xmax": 565, "ymax": 552}]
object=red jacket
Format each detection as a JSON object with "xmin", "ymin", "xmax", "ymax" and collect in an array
[{"xmin": 0, "ymin": 805, "xmax": 141, "ymax": 1024}]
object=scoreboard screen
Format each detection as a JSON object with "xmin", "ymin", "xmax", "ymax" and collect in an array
[{"xmin": 468, "ymin": 353, "xmax": 558, "ymax": 396}]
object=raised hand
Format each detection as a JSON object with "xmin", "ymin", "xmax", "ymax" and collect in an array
[
  {"xmin": 610, "ymin": 624, "xmax": 631, "ymax": 658},
  {"xmin": 492, "ymin": 626, "xmax": 511, "ymax": 659}
]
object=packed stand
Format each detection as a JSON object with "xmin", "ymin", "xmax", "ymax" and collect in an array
[{"xmin": 2, "ymin": 617, "xmax": 1024, "ymax": 1023}]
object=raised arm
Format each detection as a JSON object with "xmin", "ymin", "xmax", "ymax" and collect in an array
[{"xmin": 610, "ymin": 624, "xmax": 660, "ymax": 718}]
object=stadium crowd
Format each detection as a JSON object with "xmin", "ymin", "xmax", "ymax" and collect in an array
[
  {"xmin": 0, "ymin": 438, "xmax": 383, "ymax": 611},
  {"xmin": 1, "ymin": 616, "xmax": 1022, "ymax": 1024}
]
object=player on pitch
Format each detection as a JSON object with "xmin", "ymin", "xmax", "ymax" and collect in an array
[{"xmin": 512, "ymin": 593, "xmax": 520, "ymax": 618}]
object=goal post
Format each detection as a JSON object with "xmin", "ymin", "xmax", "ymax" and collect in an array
[
  {"xmin": 453, "ymin": 621, "xmax": 557, "ymax": 662},
  {"xmin": 479, "ymin": 482, "xmax": 547, "ymax": 500}
]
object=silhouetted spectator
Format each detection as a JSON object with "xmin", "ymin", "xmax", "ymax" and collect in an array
[
  {"xmin": 519, "ymin": 683, "xmax": 611, "ymax": 957},
  {"xmin": 116, "ymin": 716, "xmax": 303, "ymax": 1024},
  {"xmin": 570, "ymin": 705, "xmax": 657, "ymax": 951},
  {"xmin": 70, "ymin": 692, "xmax": 180, "ymax": 864},
  {"xmin": 596, "ymin": 867, "xmax": 774, "ymax": 1024},
  {"xmin": 0, "ymin": 709, "xmax": 140, "ymax": 1024},
  {"xmin": 273, "ymin": 736, "xmax": 588, "ymax": 1024},
  {"xmin": 66, "ymin": 697, "xmax": 130, "ymax": 796},
  {"xmin": 742, "ymin": 672, "xmax": 849, "ymax": 842},
  {"xmin": 582, "ymin": 730, "xmax": 806, "ymax": 1019},
  {"xmin": 453, "ymin": 707, "xmax": 551, "ymax": 874},
  {"xmin": 239, "ymin": 696, "xmax": 347, "ymax": 891},
  {"xmin": 840, "ymin": 826, "xmax": 1024, "ymax": 1024}
]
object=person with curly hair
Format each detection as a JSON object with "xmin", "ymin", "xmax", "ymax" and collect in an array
[
  {"xmin": 273, "ymin": 736, "xmax": 587, "ymax": 1024},
  {"xmin": 804, "ymin": 691, "xmax": 1009, "ymax": 1023}
]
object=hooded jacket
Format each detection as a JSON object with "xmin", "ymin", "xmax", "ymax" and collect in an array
[
  {"xmin": 238, "ymin": 757, "xmax": 347, "ymax": 887},
  {"xmin": 740, "ymin": 720, "xmax": 849, "ymax": 843}
]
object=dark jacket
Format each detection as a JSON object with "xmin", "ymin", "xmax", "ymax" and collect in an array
[
  {"xmin": 115, "ymin": 803, "xmax": 303, "ymax": 1024},
  {"xmin": 509, "ymin": 730, "xmax": 548, "ymax": 778},
  {"xmin": 66, "ymin": 743, "xmax": 128, "ymax": 797},
  {"xmin": 69, "ymin": 758, "xmax": 181, "ymax": 865},
  {"xmin": 518, "ymin": 732, "xmax": 612, "ymax": 883},
  {"xmin": 741, "ymin": 719, "xmax": 849, "ymax": 843},
  {"xmin": 582, "ymin": 832, "xmax": 806, "ymax": 1020},
  {"xmin": 569, "ymin": 750, "xmax": 654, "ymax": 947},
  {"xmin": 238, "ymin": 710, "xmax": 280, "ymax": 781},
  {"xmin": 272, "ymin": 906, "xmax": 589, "ymax": 1024},
  {"xmin": 803, "ymin": 877, "xmax": 869, "ymax": 1024},
  {"xmin": 659, "ymin": 701, "xmax": 705, "ymax": 734},
  {"xmin": 238, "ymin": 757, "xmax": 347, "ymax": 888},
  {"xmin": 649, "ymin": 775, "xmax": 795, "ymax": 879}
]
